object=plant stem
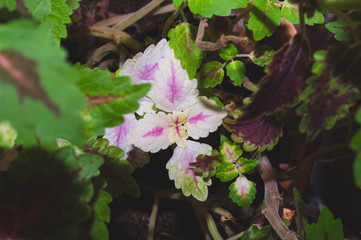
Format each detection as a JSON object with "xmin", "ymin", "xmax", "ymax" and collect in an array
[
  {"xmin": 258, "ymin": 156, "xmax": 298, "ymax": 240},
  {"xmin": 192, "ymin": 200, "xmax": 223, "ymax": 240},
  {"xmin": 162, "ymin": 3, "xmax": 183, "ymax": 38},
  {"xmin": 113, "ymin": 0, "xmax": 164, "ymax": 30},
  {"xmin": 147, "ymin": 194, "xmax": 160, "ymax": 240}
]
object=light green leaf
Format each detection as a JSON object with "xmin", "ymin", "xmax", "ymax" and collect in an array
[
  {"xmin": 66, "ymin": 0, "xmax": 81, "ymax": 10},
  {"xmin": 172, "ymin": 0, "xmax": 186, "ymax": 8},
  {"xmin": 196, "ymin": 61, "xmax": 224, "ymax": 88},
  {"xmin": 354, "ymin": 153, "xmax": 361, "ymax": 189},
  {"xmin": 248, "ymin": 0, "xmax": 281, "ymax": 41},
  {"xmin": 249, "ymin": 225, "xmax": 271, "ymax": 239},
  {"xmin": 226, "ymin": 60, "xmax": 246, "ymax": 86},
  {"xmin": 238, "ymin": 157, "xmax": 258, "ymax": 174},
  {"xmin": 216, "ymin": 163, "xmax": 238, "ymax": 182},
  {"xmin": 307, "ymin": 206, "xmax": 346, "ymax": 240},
  {"xmin": 219, "ymin": 135, "xmax": 243, "ymax": 163},
  {"xmin": 281, "ymin": 3, "xmax": 324, "ymax": 26},
  {"xmin": 229, "ymin": 175, "xmax": 256, "ymax": 210},
  {"xmin": 219, "ymin": 43, "xmax": 238, "ymax": 60},
  {"xmin": 188, "ymin": 0, "xmax": 250, "ymax": 18},
  {"xmin": 0, "ymin": 0, "xmax": 16, "ymax": 11},
  {"xmin": 168, "ymin": 22, "xmax": 204, "ymax": 78},
  {"xmin": 0, "ymin": 121, "xmax": 17, "ymax": 149},
  {"xmin": 0, "ymin": 20, "xmax": 87, "ymax": 150}
]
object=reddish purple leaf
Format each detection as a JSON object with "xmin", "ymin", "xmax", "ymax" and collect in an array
[
  {"xmin": 223, "ymin": 114, "xmax": 282, "ymax": 152},
  {"xmin": 240, "ymin": 34, "xmax": 311, "ymax": 121}
]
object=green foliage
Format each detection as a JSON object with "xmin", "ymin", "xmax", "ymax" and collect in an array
[
  {"xmin": 0, "ymin": 20, "xmax": 87, "ymax": 150},
  {"xmin": 74, "ymin": 64, "xmax": 150, "ymax": 137},
  {"xmin": 293, "ymin": 188, "xmax": 308, "ymax": 239},
  {"xmin": 172, "ymin": 0, "xmax": 186, "ymax": 8},
  {"xmin": 326, "ymin": 19, "xmax": 353, "ymax": 42},
  {"xmin": 0, "ymin": 121, "xmax": 17, "ymax": 149},
  {"xmin": 219, "ymin": 135, "xmax": 243, "ymax": 163},
  {"xmin": 229, "ymin": 175, "xmax": 256, "ymax": 210},
  {"xmin": 307, "ymin": 206, "xmax": 347, "ymax": 240},
  {"xmin": 248, "ymin": 0, "xmax": 281, "ymax": 41},
  {"xmin": 216, "ymin": 163, "xmax": 238, "ymax": 182},
  {"xmin": 249, "ymin": 45, "xmax": 275, "ymax": 67},
  {"xmin": 238, "ymin": 157, "xmax": 258, "ymax": 174},
  {"xmin": 168, "ymin": 23, "xmax": 204, "ymax": 79},
  {"xmin": 0, "ymin": 147, "xmax": 104, "ymax": 239},
  {"xmin": 187, "ymin": 0, "xmax": 250, "ymax": 18},
  {"xmin": 281, "ymin": 1, "xmax": 325, "ymax": 25},
  {"xmin": 353, "ymin": 153, "xmax": 361, "ymax": 189},
  {"xmin": 196, "ymin": 61, "xmax": 224, "ymax": 88},
  {"xmin": 219, "ymin": 43, "xmax": 238, "ymax": 60},
  {"xmin": 87, "ymin": 137, "xmax": 140, "ymax": 198},
  {"xmin": 0, "ymin": 0, "xmax": 16, "ymax": 11},
  {"xmin": 351, "ymin": 107, "xmax": 361, "ymax": 188},
  {"xmin": 226, "ymin": 60, "xmax": 246, "ymax": 86},
  {"xmin": 91, "ymin": 185, "xmax": 112, "ymax": 240}
]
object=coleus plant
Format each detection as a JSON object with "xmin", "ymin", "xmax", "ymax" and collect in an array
[{"xmin": 1, "ymin": 0, "xmax": 361, "ymax": 239}]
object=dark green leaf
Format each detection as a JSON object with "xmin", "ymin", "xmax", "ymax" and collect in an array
[{"xmin": 197, "ymin": 61, "xmax": 224, "ymax": 88}]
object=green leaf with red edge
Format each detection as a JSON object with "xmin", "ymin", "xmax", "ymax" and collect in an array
[
  {"xmin": 248, "ymin": 0, "xmax": 281, "ymax": 41},
  {"xmin": 196, "ymin": 61, "xmax": 224, "ymax": 88},
  {"xmin": 240, "ymin": 34, "xmax": 311, "ymax": 121},
  {"xmin": 168, "ymin": 23, "xmax": 204, "ymax": 79},
  {"xmin": 223, "ymin": 114, "xmax": 282, "ymax": 152},
  {"xmin": 297, "ymin": 45, "xmax": 360, "ymax": 139},
  {"xmin": 229, "ymin": 175, "xmax": 256, "ymax": 210},
  {"xmin": 238, "ymin": 157, "xmax": 258, "ymax": 174},
  {"xmin": 0, "ymin": 20, "xmax": 87, "ymax": 150},
  {"xmin": 226, "ymin": 60, "xmax": 246, "ymax": 86},
  {"xmin": 187, "ymin": 0, "xmax": 249, "ymax": 18},
  {"xmin": 219, "ymin": 135, "xmax": 243, "ymax": 163},
  {"xmin": 219, "ymin": 43, "xmax": 238, "ymax": 61},
  {"xmin": 0, "ymin": 147, "xmax": 103, "ymax": 240},
  {"xmin": 216, "ymin": 163, "xmax": 238, "ymax": 182},
  {"xmin": 86, "ymin": 137, "xmax": 140, "ymax": 198},
  {"xmin": 74, "ymin": 64, "xmax": 151, "ymax": 137}
]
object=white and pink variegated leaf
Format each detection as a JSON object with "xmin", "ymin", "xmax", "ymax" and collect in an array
[
  {"xmin": 103, "ymin": 114, "xmax": 137, "ymax": 159},
  {"xmin": 184, "ymin": 96, "xmax": 227, "ymax": 140},
  {"xmin": 229, "ymin": 174, "xmax": 256, "ymax": 210},
  {"xmin": 136, "ymin": 97, "xmax": 155, "ymax": 116},
  {"xmin": 166, "ymin": 140, "xmax": 212, "ymax": 201},
  {"xmin": 119, "ymin": 39, "xmax": 169, "ymax": 85},
  {"xmin": 151, "ymin": 47, "xmax": 199, "ymax": 112},
  {"xmin": 128, "ymin": 112, "xmax": 171, "ymax": 153}
]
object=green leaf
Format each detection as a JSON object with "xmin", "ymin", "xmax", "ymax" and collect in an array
[
  {"xmin": 216, "ymin": 163, "xmax": 238, "ymax": 182},
  {"xmin": 229, "ymin": 175, "xmax": 256, "ymax": 210},
  {"xmin": 248, "ymin": 0, "xmax": 281, "ymax": 41},
  {"xmin": 91, "ymin": 190, "xmax": 112, "ymax": 240},
  {"xmin": 0, "ymin": 20, "xmax": 87, "ymax": 150},
  {"xmin": 0, "ymin": 147, "xmax": 104, "ymax": 239},
  {"xmin": 75, "ymin": 64, "xmax": 150, "ymax": 137},
  {"xmin": 325, "ymin": 19, "xmax": 353, "ymax": 43},
  {"xmin": 281, "ymin": 2, "xmax": 324, "ymax": 26},
  {"xmin": 219, "ymin": 135, "xmax": 243, "ymax": 163},
  {"xmin": 354, "ymin": 153, "xmax": 361, "ymax": 189},
  {"xmin": 238, "ymin": 157, "xmax": 258, "ymax": 174},
  {"xmin": 196, "ymin": 61, "xmax": 224, "ymax": 88},
  {"xmin": 293, "ymin": 188, "xmax": 308, "ymax": 239},
  {"xmin": 188, "ymin": 0, "xmax": 249, "ymax": 18},
  {"xmin": 350, "ymin": 129, "xmax": 361, "ymax": 151},
  {"xmin": 86, "ymin": 138, "xmax": 140, "ymax": 198},
  {"xmin": 219, "ymin": 43, "xmax": 238, "ymax": 60},
  {"xmin": 249, "ymin": 225, "xmax": 271, "ymax": 239},
  {"xmin": 226, "ymin": 60, "xmax": 246, "ymax": 86},
  {"xmin": 249, "ymin": 45, "xmax": 275, "ymax": 67},
  {"xmin": 307, "ymin": 206, "xmax": 346, "ymax": 240},
  {"xmin": 66, "ymin": 0, "xmax": 81, "ymax": 10},
  {"xmin": 172, "ymin": 0, "xmax": 186, "ymax": 8},
  {"xmin": 0, "ymin": 0, "xmax": 16, "ymax": 11},
  {"xmin": 168, "ymin": 23, "xmax": 204, "ymax": 79}
]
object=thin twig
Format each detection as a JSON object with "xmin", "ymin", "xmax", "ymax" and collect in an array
[
  {"xmin": 147, "ymin": 194, "xmax": 160, "ymax": 240},
  {"xmin": 196, "ymin": 17, "xmax": 248, "ymax": 51},
  {"xmin": 161, "ymin": 3, "xmax": 183, "ymax": 38},
  {"xmin": 258, "ymin": 156, "xmax": 298, "ymax": 240}
]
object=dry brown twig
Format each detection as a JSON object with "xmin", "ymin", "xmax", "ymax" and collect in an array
[{"xmin": 196, "ymin": 17, "xmax": 249, "ymax": 51}]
